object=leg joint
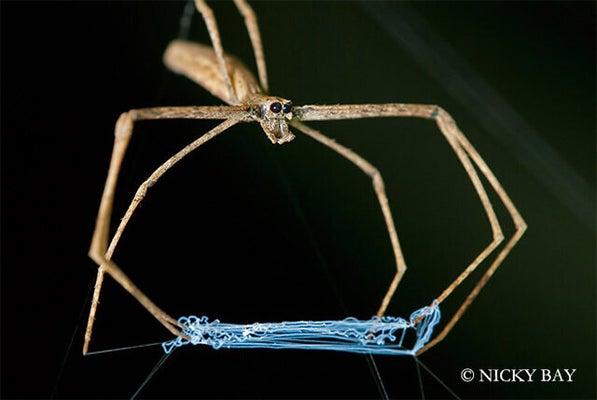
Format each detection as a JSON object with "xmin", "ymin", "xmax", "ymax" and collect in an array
[
  {"xmin": 114, "ymin": 111, "xmax": 134, "ymax": 140},
  {"xmin": 430, "ymin": 105, "xmax": 447, "ymax": 120},
  {"xmin": 369, "ymin": 168, "xmax": 384, "ymax": 190}
]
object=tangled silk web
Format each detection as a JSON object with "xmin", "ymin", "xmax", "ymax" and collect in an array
[{"xmin": 162, "ymin": 301, "xmax": 440, "ymax": 355}]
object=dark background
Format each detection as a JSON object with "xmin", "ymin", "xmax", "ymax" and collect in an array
[{"xmin": 2, "ymin": 1, "xmax": 595, "ymax": 399}]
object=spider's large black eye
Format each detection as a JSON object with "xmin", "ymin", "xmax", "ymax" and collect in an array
[
  {"xmin": 283, "ymin": 102, "xmax": 293, "ymax": 114},
  {"xmin": 270, "ymin": 102, "xmax": 282, "ymax": 113},
  {"xmin": 269, "ymin": 101, "xmax": 282, "ymax": 114}
]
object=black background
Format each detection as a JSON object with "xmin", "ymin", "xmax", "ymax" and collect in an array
[{"xmin": 2, "ymin": 2, "xmax": 595, "ymax": 399}]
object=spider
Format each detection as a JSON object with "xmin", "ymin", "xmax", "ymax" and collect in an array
[{"xmin": 84, "ymin": 0, "xmax": 526, "ymax": 356}]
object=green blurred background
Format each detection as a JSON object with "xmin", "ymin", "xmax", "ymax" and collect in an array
[{"xmin": 2, "ymin": 1, "xmax": 594, "ymax": 399}]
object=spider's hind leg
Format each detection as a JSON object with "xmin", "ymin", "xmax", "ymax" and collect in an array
[
  {"xmin": 232, "ymin": 0, "xmax": 269, "ymax": 92},
  {"xmin": 193, "ymin": 0, "xmax": 238, "ymax": 103}
]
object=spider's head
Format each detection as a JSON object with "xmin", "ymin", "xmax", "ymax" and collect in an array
[{"xmin": 257, "ymin": 97, "xmax": 295, "ymax": 144}]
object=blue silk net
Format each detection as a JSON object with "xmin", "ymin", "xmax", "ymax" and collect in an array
[{"xmin": 162, "ymin": 301, "xmax": 440, "ymax": 355}]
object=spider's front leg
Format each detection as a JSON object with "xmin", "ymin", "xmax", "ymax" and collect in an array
[
  {"xmin": 86, "ymin": 111, "xmax": 179, "ymax": 355},
  {"xmin": 290, "ymin": 120, "xmax": 408, "ymax": 319},
  {"xmin": 293, "ymin": 103, "xmax": 526, "ymax": 354},
  {"xmin": 85, "ymin": 107, "xmax": 244, "ymax": 354}
]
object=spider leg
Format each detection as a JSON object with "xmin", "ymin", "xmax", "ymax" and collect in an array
[
  {"xmin": 290, "ymin": 120, "xmax": 408, "ymax": 319},
  {"xmin": 194, "ymin": 0, "xmax": 238, "ymax": 104},
  {"xmin": 418, "ymin": 108, "xmax": 527, "ymax": 354},
  {"xmin": 85, "ymin": 106, "xmax": 245, "ymax": 354},
  {"xmin": 293, "ymin": 104, "xmax": 526, "ymax": 353},
  {"xmin": 232, "ymin": 0, "xmax": 269, "ymax": 92}
]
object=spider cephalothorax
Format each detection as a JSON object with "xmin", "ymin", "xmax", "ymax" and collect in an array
[{"xmin": 255, "ymin": 97, "xmax": 295, "ymax": 144}]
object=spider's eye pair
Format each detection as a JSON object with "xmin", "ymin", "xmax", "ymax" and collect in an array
[{"xmin": 270, "ymin": 102, "xmax": 292, "ymax": 114}]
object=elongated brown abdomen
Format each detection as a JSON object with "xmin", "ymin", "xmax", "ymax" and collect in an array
[{"xmin": 164, "ymin": 39, "xmax": 262, "ymax": 105}]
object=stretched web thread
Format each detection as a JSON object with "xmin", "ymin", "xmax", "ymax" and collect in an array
[{"xmin": 162, "ymin": 302, "xmax": 440, "ymax": 355}]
